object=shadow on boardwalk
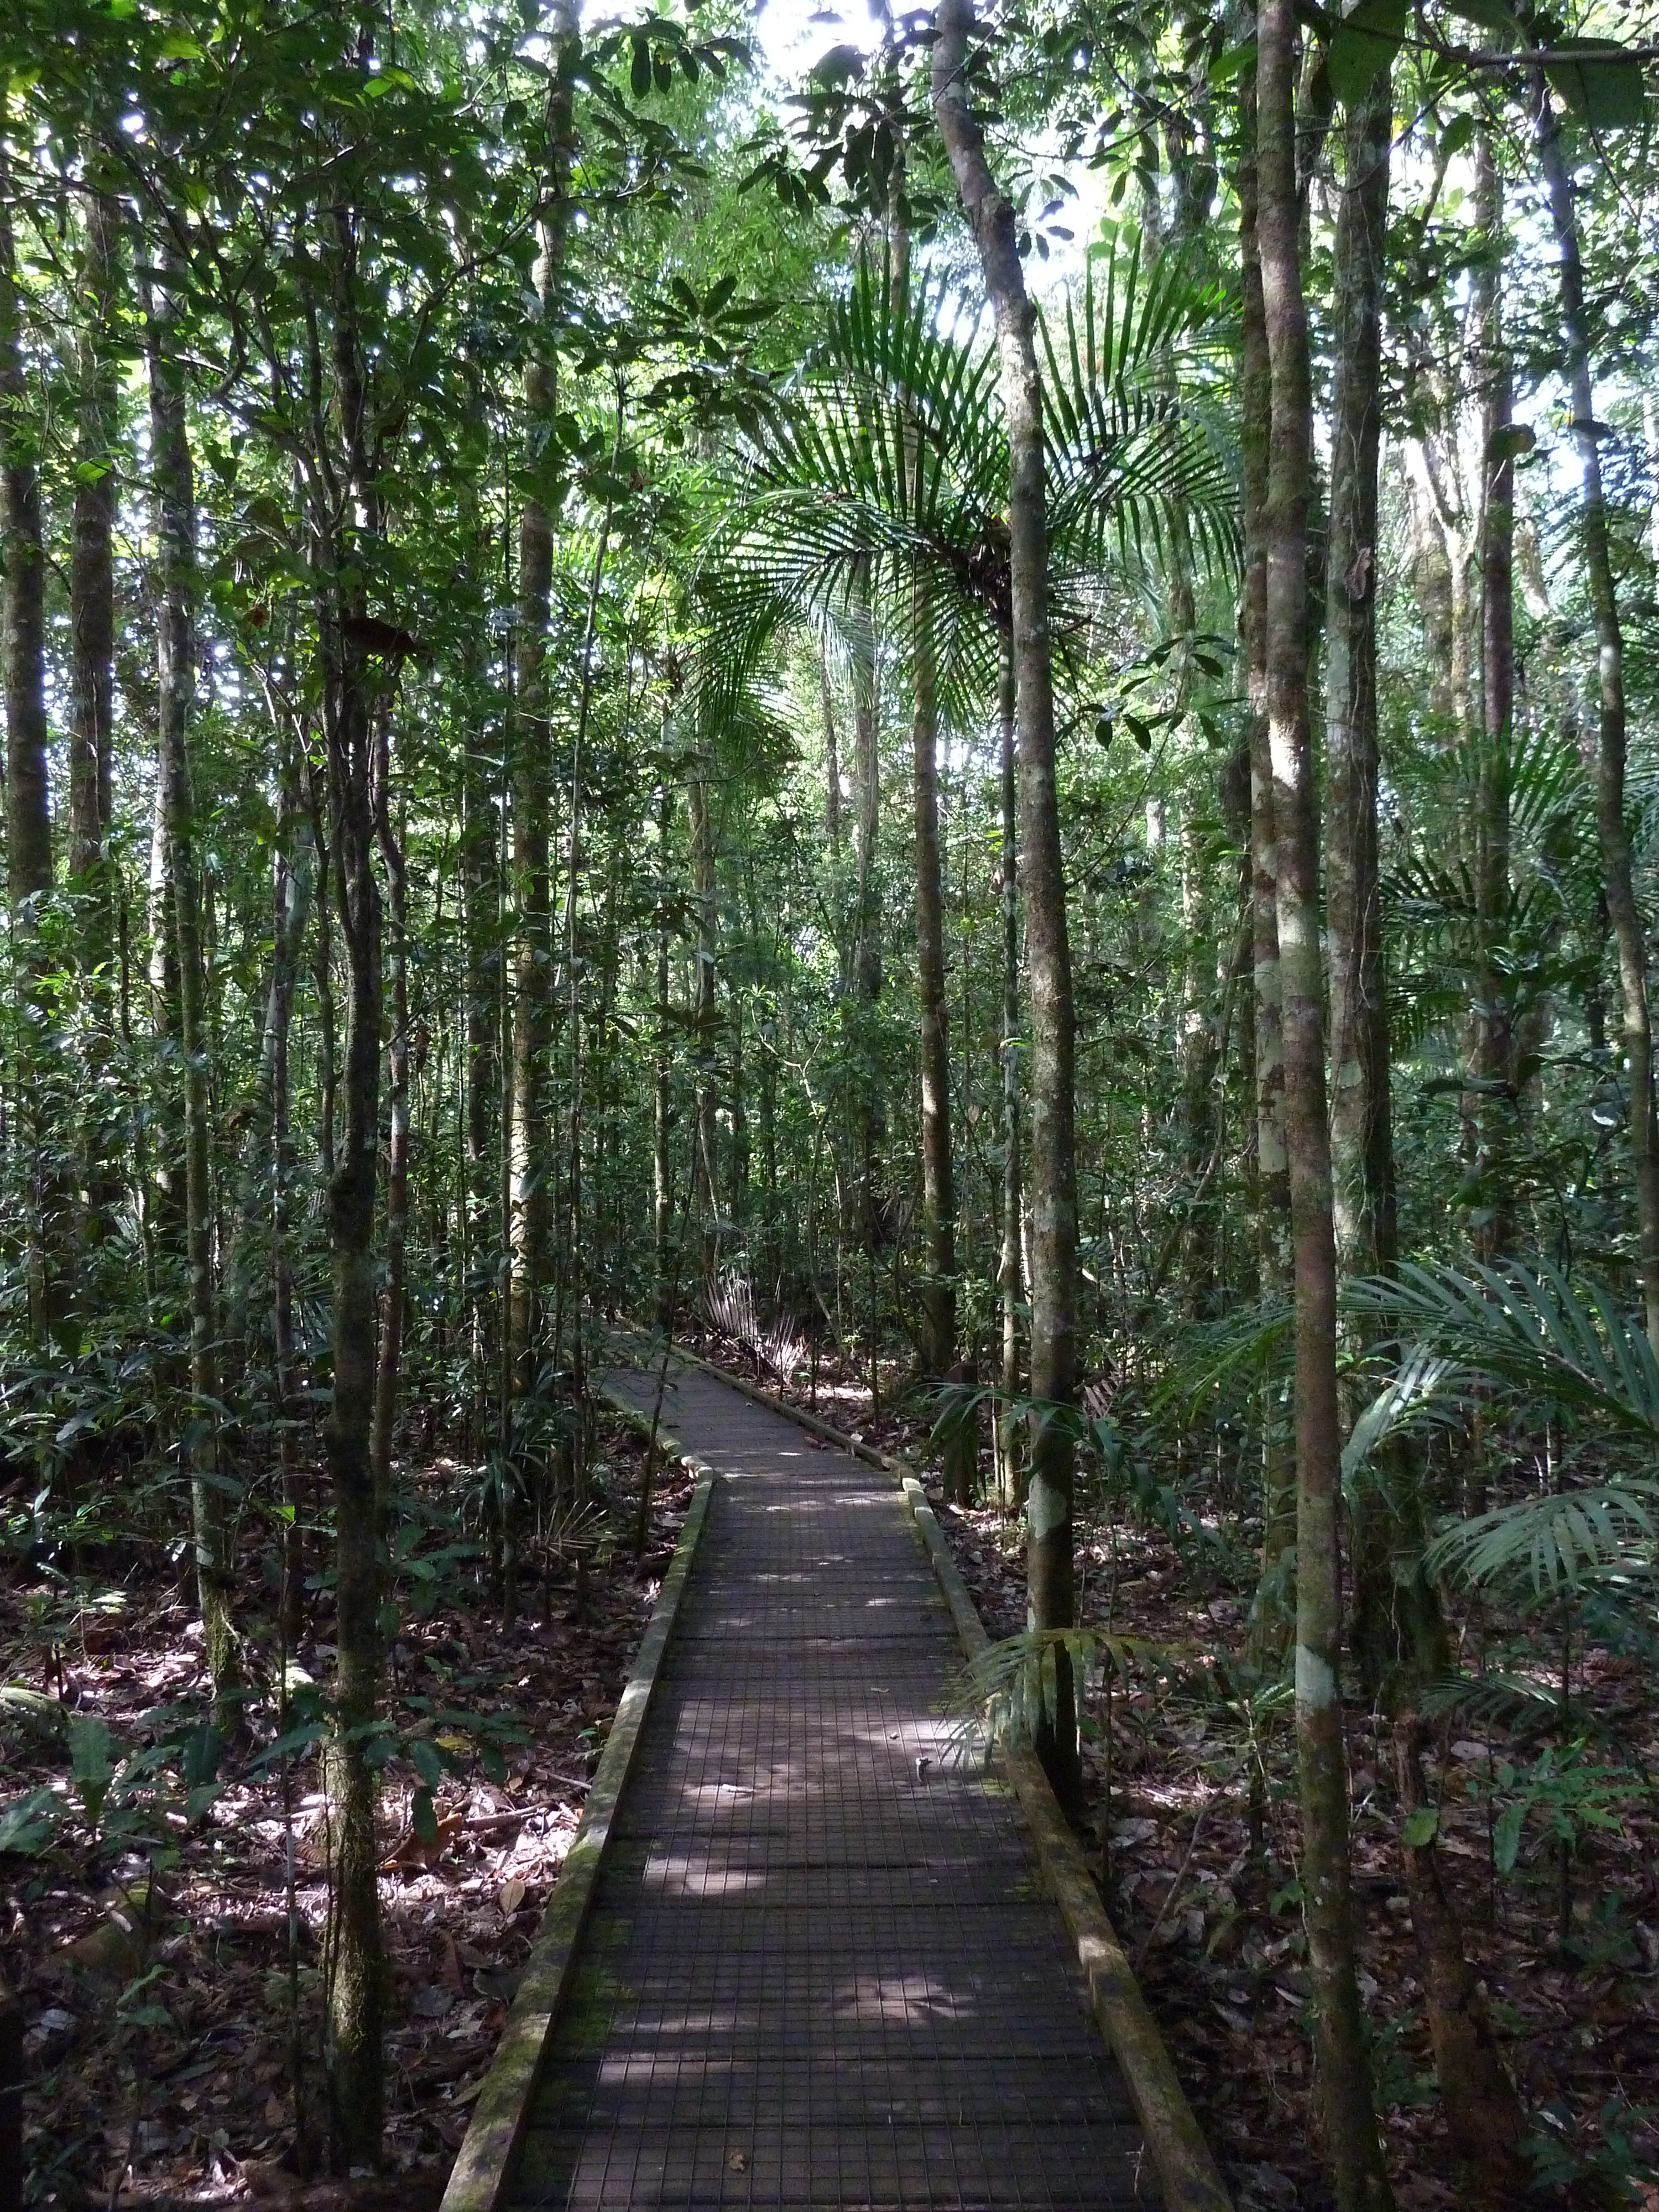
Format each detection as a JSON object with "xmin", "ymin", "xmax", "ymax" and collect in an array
[{"xmin": 510, "ymin": 1359, "xmax": 1154, "ymax": 2210}]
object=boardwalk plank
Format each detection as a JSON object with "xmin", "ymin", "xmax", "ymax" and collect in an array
[{"xmin": 504, "ymin": 1361, "xmax": 1157, "ymax": 2210}]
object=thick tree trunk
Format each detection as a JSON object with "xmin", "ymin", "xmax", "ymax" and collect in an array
[
  {"xmin": 147, "ymin": 255, "xmax": 237, "ymax": 1717},
  {"xmin": 1257, "ymin": 9, "xmax": 1394, "ymax": 2204},
  {"xmin": 933, "ymin": 0, "xmax": 1079, "ymax": 1807},
  {"xmin": 1239, "ymin": 51, "xmax": 1293, "ymax": 1644},
  {"xmin": 1535, "ymin": 87, "xmax": 1659, "ymax": 1352}
]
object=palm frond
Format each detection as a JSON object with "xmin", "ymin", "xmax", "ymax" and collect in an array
[{"xmin": 1424, "ymin": 1483, "xmax": 1659, "ymax": 1599}]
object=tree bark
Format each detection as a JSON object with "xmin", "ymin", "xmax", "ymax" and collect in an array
[
  {"xmin": 1394, "ymin": 1718, "xmax": 1530, "ymax": 2205},
  {"xmin": 1534, "ymin": 86, "xmax": 1659, "ymax": 1352},
  {"xmin": 1, "ymin": 145, "xmax": 50, "ymax": 917},
  {"xmin": 688, "ymin": 764, "xmax": 718, "ymax": 1279},
  {"xmin": 1257, "ymin": 8, "xmax": 1394, "ymax": 2203},
  {"xmin": 932, "ymin": 0, "xmax": 1079, "ymax": 1807},
  {"xmin": 996, "ymin": 632, "xmax": 1024, "ymax": 1511},
  {"xmin": 1323, "ymin": 79, "xmax": 1405, "ymax": 1698},
  {"xmin": 69, "ymin": 187, "xmax": 119, "ymax": 910},
  {"xmin": 1471, "ymin": 128, "xmax": 1515, "ymax": 1265},
  {"xmin": 1239, "ymin": 46, "xmax": 1293, "ymax": 1645},
  {"xmin": 147, "ymin": 251, "xmax": 237, "ymax": 1718},
  {"xmin": 2, "ymin": 140, "xmax": 61, "ymax": 1336},
  {"xmin": 508, "ymin": 3, "xmax": 580, "ymax": 1396},
  {"xmin": 316, "ymin": 201, "xmax": 386, "ymax": 2171},
  {"xmin": 371, "ymin": 712, "xmax": 409, "ymax": 1510}
]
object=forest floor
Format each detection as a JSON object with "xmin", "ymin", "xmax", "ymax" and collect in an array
[
  {"xmin": 2, "ymin": 1409, "xmax": 695, "ymax": 2209},
  {"xmin": 686, "ymin": 1325, "xmax": 1659, "ymax": 2212}
]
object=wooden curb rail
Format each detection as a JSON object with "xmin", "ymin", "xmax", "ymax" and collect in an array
[
  {"xmin": 649, "ymin": 1336, "xmax": 1232, "ymax": 2212},
  {"xmin": 439, "ymin": 1392, "xmax": 716, "ymax": 2212}
]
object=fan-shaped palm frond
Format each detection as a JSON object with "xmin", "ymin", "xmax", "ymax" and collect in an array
[
  {"xmin": 690, "ymin": 241, "xmax": 1238, "ymax": 740},
  {"xmin": 1425, "ymin": 1482, "xmax": 1658, "ymax": 1598}
]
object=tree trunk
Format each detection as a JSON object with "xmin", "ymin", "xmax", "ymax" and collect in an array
[
  {"xmin": 2, "ymin": 141, "xmax": 60, "ymax": 1337},
  {"xmin": 316, "ymin": 205, "xmax": 386, "ymax": 2172},
  {"xmin": 996, "ymin": 632, "xmax": 1023, "ymax": 1511},
  {"xmin": 688, "ymin": 765, "xmax": 718, "ymax": 1279},
  {"xmin": 371, "ymin": 713, "xmax": 409, "ymax": 1510},
  {"xmin": 1534, "ymin": 85, "xmax": 1659, "ymax": 1353},
  {"xmin": 147, "ymin": 252, "xmax": 237, "ymax": 1718},
  {"xmin": 653, "ymin": 770, "xmax": 673, "ymax": 1326},
  {"xmin": 460, "ymin": 699, "xmax": 497, "ymax": 1420},
  {"xmin": 1394, "ymin": 1718, "xmax": 1529, "ymax": 2205},
  {"xmin": 1239, "ymin": 47, "xmax": 1293, "ymax": 1646},
  {"xmin": 933, "ymin": 0, "xmax": 1079, "ymax": 1807},
  {"xmin": 69, "ymin": 187, "xmax": 119, "ymax": 906},
  {"xmin": 1323, "ymin": 78, "xmax": 1405, "ymax": 1698},
  {"xmin": 1257, "ymin": 9, "xmax": 1394, "ymax": 2204},
  {"xmin": 1471, "ymin": 129, "xmax": 1515, "ymax": 1266},
  {"xmin": 508, "ymin": 4, "xmax": 580, "ymax": 1396}
]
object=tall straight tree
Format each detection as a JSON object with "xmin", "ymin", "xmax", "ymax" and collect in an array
[
  {"xmin": 1256, "ymin": 2, "xmax": 1393, "ymax": 2201},
  {"xmin": 145, "ymin": 248, "xmax": 237, "ymax": 1718},
  {"xmin": 1, "ymin": 137, "xmax": 58, "ymax": 1334},
  {"xmin": 509, "ymin": 1, "xmax": 581, "ymax": 1399},
  {"xmin": 1534, "ymin": 80, "xmax": 1659, "ymax": 1354},
  {"xmin": 932, "ymin": 0, "xmax": 1081, "ymax": 1803},
  {"xmin": 1237, "ymin": 45, "xmax": 1293, "ymax": 1637}
]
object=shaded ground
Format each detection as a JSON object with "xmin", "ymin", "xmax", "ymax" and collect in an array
[
  {"xmin": 686, "ymin": 1327, "xmax": 1659, "ymax": 2212},
  {"xmin": 2, "ymin": 1411, "xmax": 693, "ymax": 2209}
]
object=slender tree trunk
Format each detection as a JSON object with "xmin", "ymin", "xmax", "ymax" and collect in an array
[
  {"xmin": 460, "ymin": 709, "xmax": 497, "ymax": 1415},
  {"xmin": 147, "ymin": 253, "xmax": 237, "ymax": 1717},
  {"xmin": 508, "ymin": 3, "xmax": 580, "ymax": 1396},
  {"xmin": 653, "ymin": 770, "xmax": 672, "ymax": 1324},
  {"xmin": 1394, "ymin": 1719, "xmax": 1529, "ymax": 2204},
  {"xmin": 1472, "ymin": 130, "xmax": 1515, "ymax": 1265},
  {"xmin": 996, "ymin": 633, "xmax": 1024, "ymax": 1511},
  {"xmin": 933, "ymin": 0, "xmax": 1079, "ymax": 1806},
  {"xmin": 688, "ymin": 765, "xmax": 718, "ymax": 1280},
  {"xmin": 1323, "ymin": 80, "xmax": 1402, "ymax": 1697},
  {"xmin": 371, "ymin": 714, "xmax": 409, "ymax": 1509},
  {"xmin": 1257, "ymin": 10, "xmax": 1394, "ymax": 2204},
  {"xmin": 2, "ymin": 141, "xmax": 60, "ymax": 1335},
  {"xmin": 69, "ymin": 184, "xmax": 122, "ymax": 1243},
  {"xmin": 69, "ymin": 189, "xmax": 118, "ymax": 905},
  {"xmin": 1239, "ymin": 50, "xmax": 1294, "ymax": 1642},
  {"xmin": 1534, "ymin": 86, "xmax": 1659, "ymax": 1352},
  {"xmin": 316, "ymin": 203, "xmax": 386, "ymax": 2171}
]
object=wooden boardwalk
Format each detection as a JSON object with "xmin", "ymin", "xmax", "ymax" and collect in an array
[{"xmin": 503, "ymin": 1359, "xmax": 1156, "ymax": 2210}]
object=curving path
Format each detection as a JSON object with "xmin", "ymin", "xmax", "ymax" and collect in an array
[{"xmin": 507, "ymin": 1358, "xmax": 1154, "ymax": 2210}]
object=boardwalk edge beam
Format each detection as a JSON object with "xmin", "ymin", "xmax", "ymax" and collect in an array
[
  {"xmin": 439, "ymin": 1395, "xmax": 716, "ymax": 2212},
  {"xmin": 650, "ymin": 1335, "xmax": 1231, "ymax": 2212}
]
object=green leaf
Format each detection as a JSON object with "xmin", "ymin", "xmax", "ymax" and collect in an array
[
  {"xmin": 1401, "ymin": 1804, "xmax": 1440, "ymax": 1848},
  {"xmin": 630, "ymin": 33, "xmax": 651, "ymax": 98},
  {"xmin": 70, "ymin": 1713, "xmax": 117, "ymax": 1824},
  {"xmin": 0, "ymin": 1786, "xmax": 61, "ymax": 1856},
  {"xmin": 411, "ymin": 1786, "xmax": 438, "ymax": 1844},
  {"xmin": 1326, "ymin": 0, "xmax": 1406, "ymax": 107},
  {"xmin": 1439, "ymin": 0, "xmax": 1521, "ymax": 32},
  {"xmin": 1545, "ymin": 41, "xmax": 1647, "ymax": 132},
  {"xmin": 156, "ymin": 29, "xmax": 202, "ymax": 59},
  {"xmin": 409, "ymin": 1738, "xmax": 445, "ymax": 1790}
]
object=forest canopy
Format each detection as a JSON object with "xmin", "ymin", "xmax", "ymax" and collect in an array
[{"xmin": 5, "ymin": 0, "xmax": 1659, "ymax": 2205}]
